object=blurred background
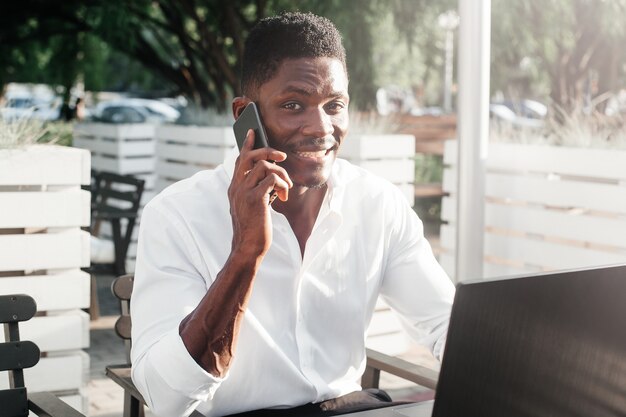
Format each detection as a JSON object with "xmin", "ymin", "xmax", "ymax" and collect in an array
[
  {"xmin": 2, "ymin": 0, "xmax": 625, "ymax": 219},
  {"xmin": 2, "ymin": 0, "xmax": 626, "ymax": 277},
  {"xmin": 1, "ymin": 0, "xmax": 624, "ymax": 132}
]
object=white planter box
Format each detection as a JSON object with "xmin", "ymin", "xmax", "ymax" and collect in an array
[
  {"xmin": 0, "ymin": 230, "xmax": 90, "ymax": 271},
  {"xmin": 73, "ymin": 123, "xmax": 159, "ymax": 272},
  {"xmin": 155, "ymin": 125, "xmax": 236, "ymax": 191},
  {"xmin": 0, "ymin": 145, "xmax": 90, "ymax": 411},
  {"xmin": 1, "ymin": 310, "xmax": 89, "ymax": 352},
  {"xmin": 0, "ymin": 351, "xmax": 89, "ymax": 393},
  {"xmin": 340, "ymin": 134, "xmax": 416, "ymax": 206},
  {"xmin": 73, "ymin": 122, "xmax": 156, "ymax": 175},
  {"xmin": 441, "ymin": 140, "xmax": 626, "ymax": 281},
  {"xmin": 0, "ymin": 190, "xmax": 90, "ymax": 229},
  {"xmin": 0, "ymin": 270, "xmax": 90, "ymax": 311},
  {"xmin": 0, "ymin": 145, "xmax": 90, "ymax": 186}
]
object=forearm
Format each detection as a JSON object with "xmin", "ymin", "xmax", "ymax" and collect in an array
[{"xmin": 179, "ymin": 250, "xmax": 262, "ymax": 377}]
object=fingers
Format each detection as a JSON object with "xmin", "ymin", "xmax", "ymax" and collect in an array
[
  {"xmin": 241, "ymin": 129, "xmax": 255, "ymax": 151},
  {"xmin": 245, "ymin": 160, "xmax": 292, "ymax": 201},
  {"xmin": 233, "ymin": 130, "xmax": 291, "ymax": 203},
  {"xmin": 258, "ymin": 173, "xmax": 291, "ymax": 202},
  {"xmin": 237, "ymin": 130, "xmax": 287, "ymax": 176}
]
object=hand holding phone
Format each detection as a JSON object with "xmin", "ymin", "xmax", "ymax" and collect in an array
[
  {"xmin": 233, "ymin": 102, "xmax": 269, "ymax": 150},
  {"xmin": 233, "ymin": 102, "xmax": 286, "ymax": 204}
]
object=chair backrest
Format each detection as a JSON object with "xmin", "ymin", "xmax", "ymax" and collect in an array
[
  {"xmin": 0, "ymin": 294, "xmax": 40, "ymax": 417},
  {"xmin": 112, "ymin": 274, "xmax": 134, "ymax": 363},
  {"xmin": 91, "ymin": 171, "xmax": 145, "ymax": 233},
  {"xmin": 91, "ymin": 172, "xmax": 146, "ymax": 276}
]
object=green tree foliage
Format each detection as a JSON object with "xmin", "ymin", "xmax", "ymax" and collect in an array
[
  {"xmin": 491, "ymin": 0, "xmax": 626, "ymax": 112},
  {"xmin": 2, "ymin": 0, "xmax": 454, "ymax": 111},
  {"xmin": 1, "ymin": 2, "xmax": 79, "ymax": 98},
  {"xmin": 2, "ymin": 1, "xmax": 625, "ymax": 113}
]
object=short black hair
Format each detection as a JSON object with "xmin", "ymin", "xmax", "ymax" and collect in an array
[{"xmin": 241, "ymin": 12, "xmax": 347, "ymax": 97}]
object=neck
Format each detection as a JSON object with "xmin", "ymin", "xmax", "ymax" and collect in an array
[{"xmin": 273, "ymin": 184, "xmax": 327, "ymax": 257}]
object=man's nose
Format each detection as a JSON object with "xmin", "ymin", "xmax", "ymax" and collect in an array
[{"xmin": 302, "ymin": 107, "xmax": 334, "ymax": 138}]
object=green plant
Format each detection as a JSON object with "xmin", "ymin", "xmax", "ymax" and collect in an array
[
  {"xmin": 0, "ymin": 117, "xmax": 52, "ymax": 149},
  {"xmin": 42, "ymin": 121, "xmax": 73, "ymax": 146},
  {"xmin": 0, "ymin": 116, "xmax": 74, "ymax": 149},
  {"xmin": 414, "ymin": 153, "xmax": 443, "ymax": 184},
  {"xmin": 413, "ymin": 153, "xmax": 444, "ymax": 224}
]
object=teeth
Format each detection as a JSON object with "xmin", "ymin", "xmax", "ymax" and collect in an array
[{"xmin": 295, "ymin": 150, "xmax": 328, "ymax": 158}]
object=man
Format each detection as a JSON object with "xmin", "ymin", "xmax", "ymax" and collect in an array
[{"xmin": 131, "ymin": 12, "xmax": 455, "ymax": 417}]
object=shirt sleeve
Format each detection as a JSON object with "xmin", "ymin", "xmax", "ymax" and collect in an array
[
  {"xmin": 130, "ymin": 202, "xmax": 226, "ymax": 417},
  {"xmin": 379, "ymin": 189, "xmax": 456, "ymax": 361}
]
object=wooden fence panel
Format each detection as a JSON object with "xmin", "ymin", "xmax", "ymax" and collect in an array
[
  {"xmin": 441, "ymin": 140, "xmax": 626, "ymax": 281},
  {"xmin": 339, "ymin": 134, "xmax": 416, "ymax": 206}
]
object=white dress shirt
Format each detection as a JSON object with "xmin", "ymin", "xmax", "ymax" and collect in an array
[{"xmin": 131, "ymin": 153, "xmax": 455, "ymax": 417}]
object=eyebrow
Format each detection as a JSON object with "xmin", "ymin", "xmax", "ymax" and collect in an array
[
  {"xmin": 282, "ymin": 86, "xmax": 313, "ymax": 96},
  {"xmin": 279, "ymin": 85, "xmax": 348, "ymax": 99}
]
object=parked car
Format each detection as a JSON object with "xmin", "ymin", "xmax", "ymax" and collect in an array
[
  {"xmin": 490, "ymin": 99, "xmax": 547, "ymax": 128},
  {"xmin": 1, "ymin": 92, "xmax": 61, "ymax": 121},
  {"xmin": 92, "ymin": 98, "xmax": 180, "ymax": 124}
]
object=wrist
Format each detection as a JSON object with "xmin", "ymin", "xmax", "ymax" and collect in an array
[{"xmin": 227, "ymin": 245, "xmax": 265, "ymax": 272}]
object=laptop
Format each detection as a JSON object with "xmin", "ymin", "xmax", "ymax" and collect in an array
[{"xmin": 345, "ymin": 263, "xmax": 626, "ymax": 417}]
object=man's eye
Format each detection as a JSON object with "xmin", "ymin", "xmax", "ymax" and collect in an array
[
  {"xmin": 327, "ymin": 102, "xmax": 346, "ymax": 112},
  {"xmin": 283, "ymin": 103, "xmax": 302, "ymax": 110}
]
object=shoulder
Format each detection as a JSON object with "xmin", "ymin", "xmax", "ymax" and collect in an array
[{"xmin": 143, "ymin": 166, "xmax": 229, "ymax": 224}]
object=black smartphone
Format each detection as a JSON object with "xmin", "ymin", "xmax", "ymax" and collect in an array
[{"xmin": 233, "ymin": 102, "xmax": 269, "ymax": 150}]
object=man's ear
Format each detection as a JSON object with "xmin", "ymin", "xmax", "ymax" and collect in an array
[{"xmin": 232, "ymin": 97, "xmax": 252, "ymax": 120}]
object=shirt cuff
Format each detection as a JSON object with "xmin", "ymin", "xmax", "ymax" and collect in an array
[{"xmin": 149, "ymin": 329, "xmax": 228, "ymax": 400}]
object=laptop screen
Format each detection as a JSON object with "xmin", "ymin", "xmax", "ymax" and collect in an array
[{"xmin": 433, "ymin": 264, "xmax": 626, "ymax": 417}]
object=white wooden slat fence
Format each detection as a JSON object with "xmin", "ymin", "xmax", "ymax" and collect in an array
[
  {"xmin": 440, "ymin": 140, "xmax": 626, "ymax": 282},
  {"xmin": 339, "ymin": 134, "xmax": 416, "ymax": 207},
  {"xmin": 0, "ymin": 145, "xmax": 91, "ymax": 413},
  {"xmin": 154, "ymin": 125, "xmax": 236, "ymax": 192}
]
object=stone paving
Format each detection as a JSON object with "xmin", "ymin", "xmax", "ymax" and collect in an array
[
  {"xmin": 85, "ymin": 273, "xmax": 437, "ymax": 416},
  {"xmin": 86, "ymin": 274, "xmax": 130, "ymax": 417}
]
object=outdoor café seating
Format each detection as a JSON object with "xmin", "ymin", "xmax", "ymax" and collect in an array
[{"xmin": 0, "ymin": 294, "xmax": 86, "ymax": 417}]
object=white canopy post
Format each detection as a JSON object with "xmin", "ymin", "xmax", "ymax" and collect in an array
[{"xmin": 455, "ymin": 0, "xmax": 491, "ymax": 282}]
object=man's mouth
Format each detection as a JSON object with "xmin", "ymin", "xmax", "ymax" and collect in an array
[
  {"xmin": 293, "ymin": 147, "xmax": 334, "ymax": 159},
  {"xmin": 290, "ymin": 138, "xmax": 338, "ymax": 160}
]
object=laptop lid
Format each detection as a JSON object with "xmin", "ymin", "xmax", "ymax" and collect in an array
[{"xmin": 433, "ymin": 264, "xmax": 626, "ymax": 417}]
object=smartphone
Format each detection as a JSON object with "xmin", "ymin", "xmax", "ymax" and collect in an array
[
  {"xmin": 233, "ymin": 102, "xmax": 269, "ymax": 150},
  {"xmin": 232, "ymin": 102, "xmax": 278, "ymax": 204}
]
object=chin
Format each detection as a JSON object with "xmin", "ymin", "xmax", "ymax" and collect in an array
[
  {"xmin": 292, "ymin": 168, "xmax": 331, "ymax": 189},
  {"xmin": 292, "ymin": 172, "xmax": 328, "ymax": 189},
  {"xmin": 285, "ymin": 156, "xmax": 335, "ymax": 189}
]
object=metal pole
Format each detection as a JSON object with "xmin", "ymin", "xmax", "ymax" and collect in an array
[
  {"xmin": 443, "ymin": 29, "xmax": 454, "ymax": 113},
  {"xmin": 455, "ymin": 0, "xmax": 491, "ymax": 282},
  {"xmin": 438, "ymin": 10, "xmax": 459, "ymax": 114}
]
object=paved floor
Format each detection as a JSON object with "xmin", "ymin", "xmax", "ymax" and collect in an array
[
  {"xmin": 86, "ymin": 273, "xmax": 437, "ymax": 416},
  {"xmin": 86, "ymin": 273, "xmax": 130, "ymax": 417}
]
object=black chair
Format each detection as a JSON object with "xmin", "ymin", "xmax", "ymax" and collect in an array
[
  {"xmin": 90, "ymin": 171, "xmax": 145, "ymax": 277},
  {"xmin": 0, "ymin": 294, "xmax": 86, "ymax": 417}
]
